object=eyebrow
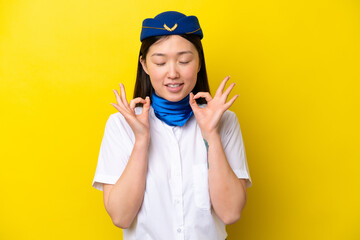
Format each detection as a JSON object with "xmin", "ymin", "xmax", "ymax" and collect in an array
[{"xmin": 150, "ymin": 51, "xmax": 194, "ymax": 57}]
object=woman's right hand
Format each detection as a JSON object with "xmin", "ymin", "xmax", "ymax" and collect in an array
[{"xmin": 111, "ymin": 83, "xmax": 151, "ymax": 141}]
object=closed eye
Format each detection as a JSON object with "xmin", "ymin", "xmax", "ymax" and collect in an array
[{"xmin": 155, "ymin": 63, "xmax": 165, "ymax": 66}]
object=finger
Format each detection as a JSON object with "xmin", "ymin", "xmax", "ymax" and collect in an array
[
  {"xmin": 193, "ymin": 92, "xmax": 212, "ymax": 102},
  {"xmin": 111, "ymin": 102, "xmax": 126, "ymax": 116},
  {"xmin": 189, "ymin": 92, "xmax": 201, "ymax": 112},
  {"xmin": 113, "ymin": 89, "xmax": 124, "ymax": 107},
  {"xmin": 215, "ymin": 76, "xmax": 230, "ymax": 97},
  {"xmin": 111, "ymin": 102, "xmax": 137, "ymax": 123},
  {"xmin": 110, "ymin": 102, "xmax": 118, "ymax": 110},
  {"xmin": 224, "ymin": 94, "xmax": 239, "ymax": 110},
  {"xmin": 222, "ymin": 82, "xmax": 236, "ymax": 100},
  {"xmin": 130, "ymin": 97, "xmax": 147, "ymax": 110},
  {"xmin": 119, "ymin": 83, "xmax": 129, "ymax": 106}
]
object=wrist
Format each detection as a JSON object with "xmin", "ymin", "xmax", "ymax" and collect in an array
[
  {"xmin": 134, "ymin": 133, "xmax": 150, "ymax": 146},
  {"xmin": 202, "ymin": 131, "xmax": 221, "ymax": 145}
]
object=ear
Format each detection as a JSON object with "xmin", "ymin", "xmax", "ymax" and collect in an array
[{"xmin": 140, "ymin": 56, "xmax": 149, "ymax": 75}]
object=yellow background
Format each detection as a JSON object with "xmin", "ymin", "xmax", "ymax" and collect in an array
[{"xmin": 1, "ymin": 0, "xmax": 359, "ymax": 239}]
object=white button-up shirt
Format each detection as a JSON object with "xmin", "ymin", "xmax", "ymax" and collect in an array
[{"xmin": 92, "ymin": 107, "xmax": 252, "ymax": 240}]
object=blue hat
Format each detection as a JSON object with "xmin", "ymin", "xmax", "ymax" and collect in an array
[{"xmin": 140, "ymin": 11, "xmax": 203, "ymax": 41}]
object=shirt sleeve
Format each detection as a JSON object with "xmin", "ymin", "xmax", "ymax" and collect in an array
[
  {"xmin": 219, "ymin": 111, "xmax": 252, "ymax": 188},
  {"xmin": 92, "ymin": 113, "xmax": 135, "ymax": 191}
]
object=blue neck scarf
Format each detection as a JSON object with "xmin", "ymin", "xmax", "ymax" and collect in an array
[{"xmin": 151, "ymin": 92, "xmax": 194, "ymax": 127}]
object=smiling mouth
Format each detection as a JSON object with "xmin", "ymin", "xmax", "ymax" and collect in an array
[{"xmin": 166, "ymin": 83, "xmax": 184, "ymax": 88}]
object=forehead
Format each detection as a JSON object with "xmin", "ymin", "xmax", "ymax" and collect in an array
[{"xmin": 148, "ymin": 35, "xmax": 198, "ymax": 55}]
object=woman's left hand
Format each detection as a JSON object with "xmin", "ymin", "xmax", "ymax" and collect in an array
[{"xmin": 189, "ymin": 76, "xmax": 238, "ymax": 141}]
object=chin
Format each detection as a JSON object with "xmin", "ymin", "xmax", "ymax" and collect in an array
[
  {"xmin": 165, "ymin": 96, "xmax": 184, "ymax": 102},
  {"xmin": 172, "ymin": 93, "xmax": 191, "ymax": 102},
  {"xmin": 158, "ymin": 91, "xmax": 188, "ymax": 102}
]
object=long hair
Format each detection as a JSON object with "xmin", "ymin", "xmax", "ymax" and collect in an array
[{"xmin": 133, "ymin": 34, "xmax": 210, "ymax": 104}]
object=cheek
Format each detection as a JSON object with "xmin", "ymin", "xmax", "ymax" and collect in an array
[
  {"xmin": 147, "ymin": 67, "xmax": 165, "ymax": 80},
  {"xmin": 183, "ymin": 65, "xmax": 199, "ymax": 78}
]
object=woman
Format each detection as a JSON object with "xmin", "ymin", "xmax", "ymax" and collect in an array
[{"xmin": 92, "ymin": 11, "xmax": 252, "ymax": 240}]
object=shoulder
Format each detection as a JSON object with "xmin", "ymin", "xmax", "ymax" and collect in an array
[
  {"xmin": 220, "ymin": 109, "xmax": 238, "ymax": 125},
  {"xmin": 219, "ymin": 110, "xmax": 240, "ymax": 137},
  {"xmin": 104, "ymin": 112, "xmax": 133, "ymax": 136},
  {"xmin": 107, "ymin": 112, "xmax": 125, "ymax": 124}
]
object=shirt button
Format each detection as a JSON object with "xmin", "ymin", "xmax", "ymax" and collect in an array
[{"xmin": 177, "ymin": 228, "xmax": 182, "ymax": 233}]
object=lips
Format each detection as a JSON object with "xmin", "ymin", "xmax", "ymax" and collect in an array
[
  {"xmin": 167, "ymin": 83, "xmax": 182, "ymax": 88},
  {"xmin": 165, "ymin": 83, "xmax": 184, "ymax": 92}
]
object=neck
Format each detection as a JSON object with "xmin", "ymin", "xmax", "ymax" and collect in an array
[{"xmin": 151, "ymin": 92, "xmax": 193, "ymax": 127}]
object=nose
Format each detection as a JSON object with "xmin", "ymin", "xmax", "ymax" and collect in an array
[{"xmin": 167, "ymin": 62, "xmax": 179, "ymax": 79}]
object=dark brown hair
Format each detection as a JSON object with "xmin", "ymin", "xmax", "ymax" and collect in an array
[{"xmin": 133, "ymin": 34, "xmax": 210, "ymax": 104}]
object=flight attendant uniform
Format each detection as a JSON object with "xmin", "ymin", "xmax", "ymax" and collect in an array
[{"xmin": 92, "ymin": 106, "xmax": 252, "ymax": 240}]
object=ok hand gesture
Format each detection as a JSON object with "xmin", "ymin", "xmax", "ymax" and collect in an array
[
  {"xmin": 111, "ymin": 83, "xmax": 151, "ymax": 140},
  {"xmin": 189, "ymin": 76, "xmax": 238, "ymax": 141}
]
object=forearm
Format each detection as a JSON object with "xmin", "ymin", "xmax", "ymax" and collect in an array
[
  {"xmin": 206, "ymin": 133, "xmax": 247, "ymax": 225},
  {"xmin": 105, "ymin": 136, "xmax": 149, "ymax": 228}
]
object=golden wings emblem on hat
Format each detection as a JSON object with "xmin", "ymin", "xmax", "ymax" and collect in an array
[{"xmin": 163, "ymin": 23, "xmax": 178, "ymax": 32}]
